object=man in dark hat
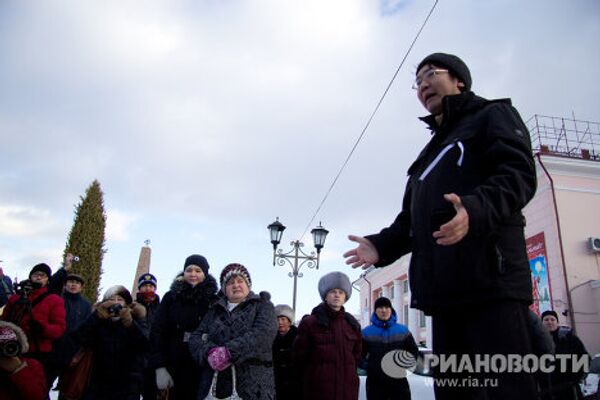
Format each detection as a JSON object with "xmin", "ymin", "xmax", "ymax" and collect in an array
[
  {"xmin": 361, "ymin": 297, "xmax": 418, "ymax": 400},
  {"xmin": 46, "ymin": 270, "xmax": 92, "ymax": 394},
  {"xmin": 345, "ymin": 52, "xmax": 537, "ymax": 399},
  {"xmin": 136, "ymin": 273, "xmax": 160, "ymax": 400},
  {"xmin": 540, "ymin": 310, "xmax": 589, "ymax": 400}
]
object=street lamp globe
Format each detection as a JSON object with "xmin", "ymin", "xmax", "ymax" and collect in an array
[
  {"xmin": 267, "ymin": 218, "xmax": 286, "ymax": 250},
  {"xmin": 311, "ymin": 222, "xmax": 329, "ymax": 253}
]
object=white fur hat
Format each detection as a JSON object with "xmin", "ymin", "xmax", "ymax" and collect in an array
[{"xmin": 274, "ymin": 304, "xmax": 295, "ymax": 323}]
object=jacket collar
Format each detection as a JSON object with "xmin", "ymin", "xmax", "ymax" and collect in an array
[
  {"xmin": 419, "ymin": 91, "xmax": 495, "ymax": 134},
  {"xmin": 214, "ymin": 290, "xmax": 260, "ymax": 310}
]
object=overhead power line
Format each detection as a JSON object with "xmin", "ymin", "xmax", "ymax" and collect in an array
[{"xmin": 300, "ymin": 0, "xmax": 440, "ymax": 240}]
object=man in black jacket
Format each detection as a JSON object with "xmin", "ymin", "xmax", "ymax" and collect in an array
[
  {"xmin": 540, "ymin": 310, "xmax": 589, "ymax": 400},
  {"xmin": 344, "ymin": 53, "xmax": 537, "ymax": 399},
  {"xmin": 136, "ymin": 273, "xmax": 160, "ymax": 400}
]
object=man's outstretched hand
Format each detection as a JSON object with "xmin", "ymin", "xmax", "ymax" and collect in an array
[
  {"xmin": 433, "ymin": 193, "xmax": 469, "ymax": 245},
  {"xmin": 343, "ymin": 235, "xmax": 379, "ymax": 269}
]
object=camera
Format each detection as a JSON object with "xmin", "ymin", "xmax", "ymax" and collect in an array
[
  {"xmin": 14, "ymin": 280, "xmax": 34, "ymax": 297},
  {"xmin": 0, "ymin": 338, "xmax": 21, "ymax": 358},
  {"xmin": 107, "ymin": 303, "xmax": 124, "ymax": 316},
  {"xmin": 72, "ymin": 256, "xmax": 80, "ymax": 263}
]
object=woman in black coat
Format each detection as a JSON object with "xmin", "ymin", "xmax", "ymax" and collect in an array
[
  {"xmin": 76, "ymin": 285, "xmax": 149, "ymax": 400},
  {"xmin": 272, "ymin": 304, "xmax": 301, "ymax": 400},
  {"xmin": 149, "ymin": 254, "xmax": 218, "ymax": 400}
]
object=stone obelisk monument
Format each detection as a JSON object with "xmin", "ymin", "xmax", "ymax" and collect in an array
[{"xmin": 131, "ymin": 239, "xmax": 152, "ymax": 297}]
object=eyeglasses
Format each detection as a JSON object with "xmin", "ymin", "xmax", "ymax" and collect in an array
[
  {"xmin": 412, "ymin": 68, "xmax": 449, "ymax": 90},
  {"xmin": 31, "ymin": 272, "xmax": 48, "ymax": 278}
]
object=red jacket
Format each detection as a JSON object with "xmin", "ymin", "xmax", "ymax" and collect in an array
[
  {"xmin": 293, "ymin": 303, "xmax": 362, "ymax": 400},
  {"xmin": 0, "ymin": 357, "xmax": 48, "ymax": 400},
  {"xmin": 1, "ymin": 286, "xmax": 66, "ymax": 353}
]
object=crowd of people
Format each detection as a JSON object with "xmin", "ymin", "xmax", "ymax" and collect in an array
[
  {"xmin": 0, "ymin": 51, "xmax": 594, "ymax": 400},
  {"xmin": 1, "ymin": 253, "xmax": 590, "ymax": 400}
]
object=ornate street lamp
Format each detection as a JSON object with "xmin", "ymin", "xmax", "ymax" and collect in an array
[{"xmin": 267, "ymin": 218, "xmax": 329, "ymax": 311}]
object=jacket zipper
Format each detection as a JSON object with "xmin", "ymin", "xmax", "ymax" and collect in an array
[{"xmin": 418, "ymin": 140, "xmax": 464, "ymax": 181}]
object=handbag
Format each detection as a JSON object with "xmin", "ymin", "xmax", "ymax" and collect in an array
[
  {"xmin": 57, "ymin": 348, "xmax": 94, "ymax": 400},
  {"xmin": 204, "ymin": 365, "xmax": 242, "ymax": 400}
]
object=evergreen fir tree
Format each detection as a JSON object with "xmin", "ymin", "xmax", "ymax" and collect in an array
[{"xmin": 63, "ymin": 180, "xmax": 106, "ymax": 302}]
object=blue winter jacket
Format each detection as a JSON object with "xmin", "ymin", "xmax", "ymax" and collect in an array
[{"xmin": 361, "ymin": 311, "xmax": 418, "ymax": 380}]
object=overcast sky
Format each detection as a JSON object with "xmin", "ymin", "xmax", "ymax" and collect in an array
[{"xmin": 1, "ymin": 0, "xmax": 599, "ymax": 318}]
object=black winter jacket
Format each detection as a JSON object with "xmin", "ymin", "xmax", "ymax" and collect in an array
[
  {"xmin": 273, "ymin": 325, "xmax": 301, "ymax": 400},
  {"xmin": 76, "ymin": 303, "xmax": 149, "ymax": 400},
  {"xmin": 367, "ymin": 92, "xmax": 536, "ymax": 314},
  {"xmin": 51, "ymin": 291, "xmax": 92, "ymax": 367},
  {"xmin": 149, "ymin": 274, "xmax": 218, "ymax": 400},
  {"xmin": 136, "ymin": 292, "xmax": 160, "ymax": 331}
]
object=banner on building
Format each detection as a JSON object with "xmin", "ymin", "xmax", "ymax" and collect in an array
[{"xmin": 526, "ymin": 232, "xmax": 552, "ymax": 316}]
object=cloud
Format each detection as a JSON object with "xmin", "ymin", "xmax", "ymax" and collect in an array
[
  {"xmin": 105, "ymin": 209, "xmax": 139, "ymax": 242},
  {"xmin": 0, "ymin": 205, "xmax": 61, "ymax": 238}
]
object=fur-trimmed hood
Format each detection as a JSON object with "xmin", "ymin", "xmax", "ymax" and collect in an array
[
  {"xmin": 0, "ymin": 320, "xmax": 29, "ymax": 354},
  {"xmin": 130, "ymin": 302, "xmax": 147, "ymax": 320},
  {"xmin": 169, "ymin": 273, "xmax": 218, "ymax": 304}
]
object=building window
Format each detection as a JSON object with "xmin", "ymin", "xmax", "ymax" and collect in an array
[
  {"xmin": 419, "ymin": 311, "xmax": 426, "ymax": 328},
  {"xmin": 403, "ymin": 305, "xmax": 409, "ymax": 325},
  {"xmin": 403, "ymin": 280, "xmax": 409, "ymax": 293}
]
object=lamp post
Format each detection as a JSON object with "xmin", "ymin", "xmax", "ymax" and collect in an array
[{"xmin": 267, "ymin": 218, "xmax": 329, "ymax": 311}]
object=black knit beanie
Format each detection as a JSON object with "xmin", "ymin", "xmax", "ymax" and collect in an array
[
  {"xmin": 541, "ymin": 310, "xmax": 559, "ymax": 321},
  {"xmin": 29, "ymin": 263, "xmax": 52, "ymax": 279},
  {"xmin": 417, "ymin": 53, "xmax": 472, "ymax": 91},
  {"xmin": 183, "ymin": 254, "xmax": 210, "ymax": 276},
  {"xmin": 374, "ymin": 296, "xmax": 393, "ymax": 310}
]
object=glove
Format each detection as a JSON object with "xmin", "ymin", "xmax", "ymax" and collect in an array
[
  {"xmin": 95, "ymin": 300, "xmax": 114, "ymax": 319},
  {"xmin": 119, "ymin": 306, "xmax": 133, "ymax": 327},
  {"xmin": 156, "ymin": 367, "xmax": 174, "ymax": 390},
  {"xmin": 29, "ymin": 319, "xmax": 44, "ymax": 336},
  {"xmin": 207, "ymin": 347, "xmax": 231, "ymax": 371}
]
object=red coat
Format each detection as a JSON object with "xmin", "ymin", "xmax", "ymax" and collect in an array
[
  {"xmin": 0, "ymin": 357, "xmax": 48, "ymax": 400},
  {"xmin": 293, "ymin": 303, "xmax": 362, "ymax": 400},
  {"xmin": 1, "ymin": 286, "xmax": 66, "ymax": 353}
]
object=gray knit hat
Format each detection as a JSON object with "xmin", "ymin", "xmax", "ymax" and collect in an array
[
  {"xmin": 318, "ymin": 271, "xmax": 352, "ymax": 301},
  {"xmin": 274, "ymin": 304, "xmax": 295, "ymax": 323},
  {"xmin": 417, "ymin": 53, "xmax": 472, "ymax": 91}
]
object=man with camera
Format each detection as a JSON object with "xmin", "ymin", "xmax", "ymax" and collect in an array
[
  {"xmin": 1, "ymin": 263, "xmax": 67, "ymax": 393},
  {"xmin": 0, "ymin": 319, "xmax": 49, "ymax": 399}
]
